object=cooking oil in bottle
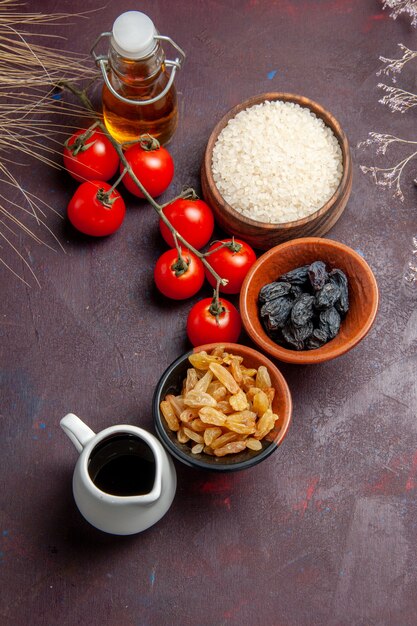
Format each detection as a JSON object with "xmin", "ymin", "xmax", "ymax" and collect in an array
[{"xmin": 99, "ymin": 12, "xmax": 184, "ymax": 145}]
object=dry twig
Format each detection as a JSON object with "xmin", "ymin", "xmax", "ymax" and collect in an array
[
  {"xmin": 359, "ymin": 41, "xmax": 417, "ymax": 201},
  {"xmin": 0, "ymin": 1, "xmax": 100, "ymax": 286},
  {"xmin": 382, "ymin": 0, "xmax": 417, "ymax": 26}
]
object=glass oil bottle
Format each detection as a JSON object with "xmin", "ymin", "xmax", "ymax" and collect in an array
[{"xmin": 92, "ymin": 11, "xmax": 185, "ymax": 145}]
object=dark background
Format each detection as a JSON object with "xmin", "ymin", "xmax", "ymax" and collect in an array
[{"xmin": 1, "ymin": 1, "xmax": 417, "ymax": 624}]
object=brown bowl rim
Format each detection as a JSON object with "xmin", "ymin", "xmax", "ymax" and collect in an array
[
  {"xmin": 239, "ymin": 238, "xmax": 379, "ymax": 364},
  {"xmin": 203, "ymin": 92, "xmax": 351, "ymax": 230}
]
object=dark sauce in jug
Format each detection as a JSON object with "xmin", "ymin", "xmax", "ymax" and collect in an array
[{"xmin": 88, "ymin": 434, "xmax": 156, "ymax": 496}]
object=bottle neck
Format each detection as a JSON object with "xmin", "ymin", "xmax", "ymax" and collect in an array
[{"xmin": 108, "ymin": 42, "xmax": 166, "ymax": 84}]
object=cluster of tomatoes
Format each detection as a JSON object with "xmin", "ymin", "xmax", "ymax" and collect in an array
[
  {"xmin": 63, "ymin": 126, "xmax": 257, "ymax": 346},
  {"xmin": 155, "ymin": 199, "xmax": 256, "ymax": 345},
  {"xmin": 64, "ymin": 128, "xmax": 174, "ymax": 236}
]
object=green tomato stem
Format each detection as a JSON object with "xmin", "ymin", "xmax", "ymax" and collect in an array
[
  {"xmin": 159, "ymin": 187, "xmax": 199, "ymax": 209},
  {"xmin": 208, "ymin": 287, "xmax": 226, "ymax": 321},
  {"xmin": 204, "ymin": 237, "xmax": 242, "ymax": 257},
  {"xmin": 138, "ymin": 134, "xmax": 160, "ymax": 151},
  {"xmin": 107, "ymin": 167, "xmax": 127, "ymax": 195}
]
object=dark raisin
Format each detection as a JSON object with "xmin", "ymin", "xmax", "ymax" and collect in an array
[
  {"xmin": 291, "ymin": 293, "xmax": 315, "ymax": 327},
  {"xmin": 258, "ymin": 281, "xmax": 291, "ymax": 303},
  {"xmin": 308, "ymin": 261, "xmax": 328, "ymax": 291},
  {"xmin": 305, "ymin": 328, "xmax": 329, "ymax": 349},
  {"xmin": 319, "ymin": 307, "xmax": 341, "ymax": 339},
  {"xmin": 290, "ymin": 285, "xmax": 304, "ymax": 299},
  {"xmin": 260, "ymin": 261, "xmax": 348, "ymax": 350},
  {"xmin": 282, "ymin": 323, "xmax": 305, "ymax": 350},
  {"xmin": 329, "ymin": 268, "xmax": 349, "ymax": 315},
  {"xmin": 262, "ymin": 295, "xmax": 293, "ymax": 330},
  {"xmin": 260, "ymin": 300, "xmax": 275, "ymax": 318},
  {"xmin": 315, "ymin": 282, "xmax": 341, "ymax": 310},
  {"xmin": 296, "ymin": 321, "xmax": 314, "ymax": 341},
  {"xmin": 269, "ymin": 328, "xmax": 286, "ymax": 345},
  {"xmin": 280, "ymin": 265, "xmax": 310, "ymax": 286},
  {"xmin": 282, "ymin": 320, "xmax": 314, "ymax": 350}
]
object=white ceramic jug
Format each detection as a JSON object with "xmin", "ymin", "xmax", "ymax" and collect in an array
[{"xmin": 60, "ymin": 413, "xmax": 177, "ymax": 535}]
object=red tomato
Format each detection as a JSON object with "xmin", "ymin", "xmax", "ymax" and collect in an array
[
  {"xmin": 63, "ymin": 129, "xmax": 119, "ymax": 182},
  {"xmin": 186, "ymin": 297, "xmax": 242, "ymax": 346},
  {"xmin": 205, "ymin": 239, "xmax": 257, "ymax": 294},
  {"xmin": 159, "ymin": 198, "xmax": 214, "ymax": 250},
  {"xmin": 67, "ymin": 180, "xmax": 126, "ymax": 237},
  {"xmin": 154, "ymin": 247, "xmax": 205, "ymax": 300},
  {"xmin": 122, "ymin": 141, "xmax": 174, "ymax": 198}
]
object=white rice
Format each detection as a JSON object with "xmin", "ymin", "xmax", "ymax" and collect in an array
[{"xmin": 211, "ymin": 100, "xmax": 344, "ymax": 224}]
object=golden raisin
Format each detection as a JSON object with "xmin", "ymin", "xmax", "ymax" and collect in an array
[
  {"xmin": 189, "ymin": 418, "xmax": 207, "ymax": 432},
  {"xmin": 246, "ymin": 438, "xmax": 262, "ymax": 451},
  {"xmin": 256, "ymin": 366, "xmax": 272, "ymax": 390},
  {"xmin": 177, "ymin": 428, "xmax": 190, "ymax": 444},
  {"xmin": 209, "ymin": 362, "xmax": 240, "ymax": 394},
  {"xmin": 166, "ymin": 394, "xmax": 186, "ymax": 418},
  {"xmin": 210, "ymin": 432, "xmax": 238, "ymax": 450},
  {"xmin": 185, "ymin": 368, "xmax": 198, "ymax": 393},
  {"xmin": 160, "ymin": 400, "xmax": 180, "ymax": 432},
  {"xmin": 214, "ymin": 441, "xmax": 247, "ymax": 456},
  {"xmin": 189, "ymin": 352, "xmax": 222, "ymax": 370},
  {"xmin": 203, "ymin": 427, "xmax": 223, "ymax": 446},
  {"xmin": 229, "ymin": 389, "xmax": 249, "ymax": 412},
  {"xmin": 254, "ymin": 408, "xmax": 275, "ymax": 439},
  {"xmin": 179, "ymin": 408, "xmax": 199, "ymax": 423},
  {"xmin": 252, "ymin": 389, "xmax": 270, "ymax": 417},
  {"xmin": 183, "ymin": 427, "xmax": 204, "ymax": 444},
  {"xmin": 193, "ymin": 370, "xmax": 213, "ymax": 393},
  {"xmin": 184, "ymin": 390, "xmax": 217, "ymax": 408},
  {"xmin": 198, "ymin": 406, "xmax": 227, "ymax": 426}
]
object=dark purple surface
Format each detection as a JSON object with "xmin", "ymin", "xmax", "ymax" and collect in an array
[{"xmin": 1, "ymin": 1, "xmax": 417, "ymax": 624}]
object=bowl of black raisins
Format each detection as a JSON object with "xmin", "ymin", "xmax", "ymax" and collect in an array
[{"xmin": 239, "ymin": 237, "xmax": 379, "ymax": 364}]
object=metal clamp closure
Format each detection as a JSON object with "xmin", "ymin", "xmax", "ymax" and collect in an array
[{"xmin": 90, "ymin": 31, "xmax": 185, "ymax": 107}]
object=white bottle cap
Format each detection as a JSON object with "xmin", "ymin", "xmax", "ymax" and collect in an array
[{"xmin": 112, "ymin": 11, "xmax": 157, "ymax": 59}]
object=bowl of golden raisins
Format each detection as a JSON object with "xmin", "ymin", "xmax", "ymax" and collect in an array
[{"xmin": 153, "ymin": 343, "xmax": 292, "ymax": 471}]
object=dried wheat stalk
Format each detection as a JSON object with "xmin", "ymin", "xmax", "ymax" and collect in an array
[{"xmin": 0, "ymin": 1, "xmax": 100, "ymax": 286}]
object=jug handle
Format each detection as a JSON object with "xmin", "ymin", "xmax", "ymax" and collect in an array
[{"xmin": 60, "ymin": 413, "xmax": 95, "ymax": 453}]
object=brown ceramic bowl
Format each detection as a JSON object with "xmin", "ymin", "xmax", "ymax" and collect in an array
[
  {"xmin": 201, "ymin": 93, "xmax": 352, "ymax": 250},
  {"xmin": 153, "ymin": 342, "xmax": 292, "ymax": 471},
  {"xmin": 240, "ymin": 238, "xmax": 379, "ymax": 364}
]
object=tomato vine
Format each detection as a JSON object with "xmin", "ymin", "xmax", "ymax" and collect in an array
[{"xmin": 60, "ymin": 80, "xmax": 230, "ymax": 300}]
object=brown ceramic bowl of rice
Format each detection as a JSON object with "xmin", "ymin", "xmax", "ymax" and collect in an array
[
  {"xmin": 201, "ymin": 93, "xmax": 352, "ymax": 250},
  {"xmin": 239, "ymin": 237, "xmax": 379, "ymax": 364}
]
